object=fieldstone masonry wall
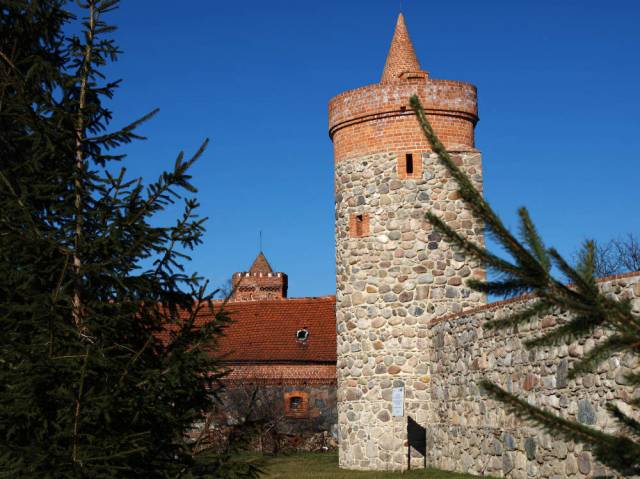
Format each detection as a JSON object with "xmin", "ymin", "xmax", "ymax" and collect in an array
[
  {"xmin": 335, "ymin": 150, "xmax": 486, "ymax": 469},
  {"xmin": 425, "ymin": 273, "xmax": 640, "ymax": 478}
]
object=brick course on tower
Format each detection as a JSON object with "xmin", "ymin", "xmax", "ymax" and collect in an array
[{"xmin": 330, "ymin": 13, "xmax": 486, "ymax": 470}]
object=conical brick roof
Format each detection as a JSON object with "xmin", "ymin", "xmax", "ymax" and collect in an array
[
  {"xmin": 249, "ymin": 251, "xmax": 273, "ymax": 274},
  {"xmin": 380, "ymin": 13, "xmax": 422, "ymax": 83}
]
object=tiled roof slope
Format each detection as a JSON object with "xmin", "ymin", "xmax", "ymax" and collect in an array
[{"xmin": 174, "ymin": 296, "xmax": 336, "ymax": 363}]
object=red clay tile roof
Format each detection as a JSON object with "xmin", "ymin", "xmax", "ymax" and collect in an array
[
  {"xmin": 168, "ymin": 296, "xmax": 336, "ymax": 364},
  {"xmin": 217, "ymin": 296, "xmax": 336, "ymax": 363}
]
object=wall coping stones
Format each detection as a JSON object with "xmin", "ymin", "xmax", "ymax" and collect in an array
[{"xmin": 430, "ymin": 270, "xmax": 640, "ymax": 326}]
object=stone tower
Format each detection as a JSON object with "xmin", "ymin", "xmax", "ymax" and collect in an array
[
  {"xmin": 231, "ymin": 252, "xmax": 288, "ymax": 301},
  {"xmin": 330, "ymin": 13, "xmax": 486, "ymax": 470}
]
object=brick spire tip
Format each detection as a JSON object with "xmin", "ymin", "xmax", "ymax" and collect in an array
[
  {"xmin": 381, "ymin": 13, "xmax": 423, "ymax": 83},
  {"xmin": 249, "ymin": 251, "xmax": 273, "ymax": 274}
]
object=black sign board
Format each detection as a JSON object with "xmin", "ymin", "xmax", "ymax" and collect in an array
[{"xmin": 407, "ymin": 416, "xmax": 427, "ymax": 470}]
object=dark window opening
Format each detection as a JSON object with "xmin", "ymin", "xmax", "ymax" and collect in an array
[
  {"xmin": 355, "ymin": 214, "xmax": 363, "ymax": 237},
  {"xmin": 406, "ymin": 153, "xmax": 414, "ymax": 175},
  {"xmin": 296, "ymin": 328, "xmax": 309, "ymax": 341},
  {"xmin": 289, "ymin": 396, "xmax": 303, "ymax": 410}
]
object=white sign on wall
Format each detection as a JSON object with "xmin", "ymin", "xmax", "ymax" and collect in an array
[{"xmin": 391, "ymin": 386, "xmax": 404, "ymax": 417}]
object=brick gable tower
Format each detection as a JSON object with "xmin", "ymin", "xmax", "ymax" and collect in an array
[
  {"xmin": 330, "ymin": 13, "xmax": 486, "ymax": 470},
  {"xmin": 230, "ymin": 252, "xmax": 288, "ymax": 302}
]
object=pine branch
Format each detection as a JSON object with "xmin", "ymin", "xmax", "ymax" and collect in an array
[
  {"xmin": 524, "ymin": 314, "xmax": 600, "ymax": 348},
  {"xmin": 607, "ymin": 403, "xmax": 640, "ymax": 440},
  {"xmin": 548, "ymin": 248, "xmax": 598, "ymax": 298},
  {"xmin": 575, "ymin": 240, "xmax": 597, "ymax": 282},
  {"xmin": 466, "ymin": 278, "xmax": 535, "ymax": 297},
  {"xmin": 568, "ymin": 335, "xmax": 634, "ymax": 379},
  {"xmin": 425, "ymin": 212, "xmax": 522, "ymax": 276},
  {"xmin": 518, "ymin": 207, "xmax": 550, "ymax": 273}
]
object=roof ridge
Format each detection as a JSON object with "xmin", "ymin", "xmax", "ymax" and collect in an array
[
  {"xmin": 225, "ymin": 295, "xmax": 335, "ymax": 304},
  {"xmin": 190, "ymin": 295, "xmax": 336, "ymax": 306}
]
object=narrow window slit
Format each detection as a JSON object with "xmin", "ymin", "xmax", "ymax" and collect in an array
[{"xmin": 405, "ymin": 153, "xmax": 414, "ymax": 175}]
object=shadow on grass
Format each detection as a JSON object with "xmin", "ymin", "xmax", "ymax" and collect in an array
[{"xmin": 257, "ymin": 451, "xmax": 497, "ymax": 478}]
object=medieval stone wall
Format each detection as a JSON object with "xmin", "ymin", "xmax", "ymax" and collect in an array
[
  {"xmin": 424, "ymin": 273, "xmax": 640, "ymax": 478},
  {"xmin": 335, "ymin": 150, "xmax": 485, "ymax": 469}
]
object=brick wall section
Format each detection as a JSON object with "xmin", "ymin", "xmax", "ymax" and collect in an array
[
  {"xmin": 231, "ymin": 271, "xmax": 288, "ymax": 301},
  {"xmin": 328, "ymin": 79, "xmax": 478, "ymax": 126},
  {"xmin": 223, "ymin": 364, "xmax": 336, "ymax": 386},
  {"xmin": 328, "ymin": 79, "xmax": 478, "ymax": 162},
  {"xmin": 348, "ymin": 213, "xmax": 370, "ymax": 238}
]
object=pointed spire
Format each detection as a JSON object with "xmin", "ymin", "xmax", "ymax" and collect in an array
[
  {"xmin": 249, "ymin": 251, "xmax": 273, "ymax": 274},
  {"xmin": 380, "ymin": 13, "xmax": 422, "ymax": 83}
]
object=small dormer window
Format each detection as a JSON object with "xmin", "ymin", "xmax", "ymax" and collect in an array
[{"xmin": 296, "ymin": 328, "xmax": 309, "ymax": 342}]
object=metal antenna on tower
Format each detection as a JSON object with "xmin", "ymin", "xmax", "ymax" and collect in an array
[{"xmin": 259, "ymin": 230, "xmax": 263, "ymax": 252}]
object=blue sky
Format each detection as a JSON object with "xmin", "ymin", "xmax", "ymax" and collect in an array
[{"xmin": 98, "ymin": 0, "xmax": 640, "ymax": 297}]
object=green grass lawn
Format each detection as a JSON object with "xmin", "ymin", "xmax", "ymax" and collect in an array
[{"xmin": 257, "ymin": 452, "xmax": 489, "ymax": 478}]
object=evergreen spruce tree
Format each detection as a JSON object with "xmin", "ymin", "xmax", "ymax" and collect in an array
[
  {"xmin": 0, "ymin": 1, "xmax": 259, "ymax": 477},
  {"xmin": 410, "ymin": 95, "xmax": 640, "ymax": 476}
]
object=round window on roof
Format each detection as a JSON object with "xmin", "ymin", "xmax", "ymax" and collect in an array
[{"xmin": 296, "ymin": 328, "xmax": 309, "ymax": 342}]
